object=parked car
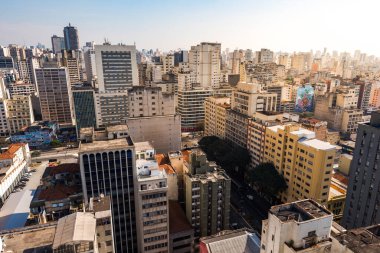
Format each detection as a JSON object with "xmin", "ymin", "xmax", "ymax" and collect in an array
[{"xmin": 30, "ymin": 169, "xmax": 37, "ymax": 172}]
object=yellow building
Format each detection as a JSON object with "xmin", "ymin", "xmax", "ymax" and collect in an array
[
  {"xmin": 264, "ymin": 124, "xmax": 336, "ymax": 204},
  {"xmin": 204, "ymin": 96, "xmax": 230, "ymax": 139},
  {"xmin": 327, "ymin": 174, "xmax": 347, "ymax": 222}
]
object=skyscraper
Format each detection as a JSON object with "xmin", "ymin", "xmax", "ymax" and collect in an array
[
  {"xmin": 94, "ymin": 44, "xmax": 138, "ymax": 127},
  {"xmin": 63, "ymin": 23, "xmax": 79, "ymax": 50},
  {"xmin": 35, "ymin": 66, "xmax": 73, "ymax": 124},
  {"xmin": 51, "ymin": 35, "xmax": 65, "ymax": 54},
  {"xmin": 341, "ymin": 111, "xmax": 380, "ymax": 229},
  {"xmin": 79, "ymin": 125, "xmax": 138, "ymax": 253},
  {"xmin": 189, "ymin": 42, "xmax": 221, "ymax": 89}
]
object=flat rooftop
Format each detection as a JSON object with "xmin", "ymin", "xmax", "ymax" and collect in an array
[
  {"xmin": 200, "ymin": 229, "xmax": 260, "ymax": 253},
  {"xmin": 79, "ymin": 137, "xmax": 133, "ymax": 153},
  {"xmin": 270, "ymin": 199, "xmax": 332, "ymax": 223},
  {"xmin": 136, "ymin": 159, "xmax": 166, "ymax": 181},
  {"xmin": 300, "ymin": 138, "xmax": 336, "ymax": 151},
  {"xmin": 1, "ymin": 223, "xmax": 57, "ymax": 253},
  {"xmin": 333, "ymin": 224, "xmax": 380, "ymax": 253}
]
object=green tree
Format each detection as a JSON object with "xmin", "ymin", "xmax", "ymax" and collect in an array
[{"xmin": 246, "ymin": 162, "xmax": 287, "ymax": 202}]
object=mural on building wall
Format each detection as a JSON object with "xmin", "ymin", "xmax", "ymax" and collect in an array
[{"xmin": 295, "ymin": 84, "xmax": 314, "ymax": 112}]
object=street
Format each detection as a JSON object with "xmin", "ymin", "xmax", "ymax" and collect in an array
[{"xmin": 0, "ymin": 161, "xmax": 48, "ymax": 230}]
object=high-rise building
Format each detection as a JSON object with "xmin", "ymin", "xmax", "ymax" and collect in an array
[
  {"xmin": 95, "ymin": 44, "xmax": 138, "ymax": 92},
  {"xmin": 189, "ymin": 42, "xmax": 221, "ymax": 88},
  {"xmin": 204, "ymin": 96, "xmax": 230, "ymax": 139},
  {"xmin": 84, "ymin": 48, "xmax": 96, "ymax": 83},
  {"xmin": 79, "ymin": 125, "xmax": 137, "ymax": 253},
  {"xmin": 260, "ymin": 199, "xmax": 333, "ymax": 253},
  {"xmin": 162, "ymin": 54, "xmax": 175, "ymax": 74},
  {"xmin": 184, "ymin": 150, "xmax": 231, "ymax": 238},
  {"xmin": 255, "ymin": 48, "xmax": 273, "ymax": 63},
  {"xmin": 35, "ymin": 66, "xmax": 74, "ymax": 125},
  {"xmin": 341, "ymin": 111, "xmax": 380, "ymax": 229},
  {"xmin": 51, "ymin": 35, "xmax": 65, "ymax": 54},
  {"xmin": 264, "ymin": 124, "xmax": 336, "ymax": 204},
  {"xmin": 134, "ymin": 142, "xmax": 169, "ymax": 253},
  {"xmin": 61, "ymin": 49, "xmax": 82, "ymax": 84},
  {"xmin": 72, "ymin": 84, "xmax": 96, "ymax": 134},
  {"xmin": 63, "ymin": 23, "xmax": 79, "ymax": 50}
]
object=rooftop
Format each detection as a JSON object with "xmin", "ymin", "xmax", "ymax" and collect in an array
[
  {"xmin": 300, "ymin": 138, "xmax": 336, "ymax": 151},
  {"xmin": 136, "ymin": 159, "xmax": 166, "ymax": 181},
  {"xmin": 200, "ymin": 229, "xmax": 260, "ymax": 253},
  {"xmin": 43, "ymin": 163, "xmax": 80, "ymax": 178},
  {"xmin": 270, "ymin": 199, "xmax": 332, "ymax": 223},
  {"xmin": 37, "ymin": 184, "xmax": 81, "ymax": 201},
  {"xmin": 1, "ymin": 223, "xmax": 57, "ymax": 253},
  {"xmin": 169, "ymin": 200, "xmax": 193, "ymax": 234},
  {"xmin": 333, "ymin": 224, "xmax": 380, "ymax": 253},
  {"xmin": 0, "ymin": 143, "xmax": 25, "ymax": 160},
  {"xmin": 79, "ymin": 137, "xmax": 133, "ymax": 153},
  {"xmin": 53, "ymin": 212, "xmax": 96, "ymax": 249}
]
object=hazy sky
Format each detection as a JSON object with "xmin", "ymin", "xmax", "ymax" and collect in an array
[{"xmin": 1, "ymin": 0, "xmax": 379, "ymax": 55}]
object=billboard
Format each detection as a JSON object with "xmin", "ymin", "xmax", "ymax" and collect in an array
[{"xmin": 295, "ymin": 85, "xmax": 314, "ymax": 112}]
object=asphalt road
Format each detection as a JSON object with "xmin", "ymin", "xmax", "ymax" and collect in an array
[{"xmin": 0, "ymin": 161, "xmax": 48, "ymax": 230}]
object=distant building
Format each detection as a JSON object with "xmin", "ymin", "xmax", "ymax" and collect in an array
[
  {"xmin": 255, "ymin": 48, "xmax": 273, "ymax": 63},
  {"xmin": 341, "ymin": 111, "xmax": 380, "ymax": 229},
  {"xmin": 0, "ymin": 143, "xmax": 30, "ymax": 206},
  {"xmin": 200, "ymin": 228, "xmax": 260, "ymax": 253},
  {"xmin": 63, "ymin": 23, "xmax": 79, "ymax": 51},
  {"xmin": 260, "ymin": 199, "xmax": 333, "ymax": 253},
  {"xmin": 51, "ymin": 35, "xmax": 65, "ymax": 54},
  {"xmin": 61, "ymin": 50, "xmax": 82, "ymax": 84}
]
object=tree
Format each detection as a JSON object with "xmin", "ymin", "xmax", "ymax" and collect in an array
[
  {"xmin": 198, "ymin": 136, "xmax": 250, "ymax": 181},
  {"xmin": 246, "ymin": 162, "xmax": 287, "ymax": 202}
]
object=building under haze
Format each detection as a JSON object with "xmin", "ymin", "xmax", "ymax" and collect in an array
[{"xmin": 63, "ymin": 23, "xmax": 79, "ymax": 50}]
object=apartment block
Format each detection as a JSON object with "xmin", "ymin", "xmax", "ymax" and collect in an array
[
  {"xmin": 183, "ymin": 150, "xmax": 231, "ymax": 238},
  {"xmin": 178, "ymin": 86, "xmax": 233, "ymax": 132},
  {"xmin": 35, "ymin": 66, "xmax": 74, "ymax": 125},
  {"xmin": 264, "ymin": 124, "xmax": 336, "ymax": 204},
  {"xmin": 72, "ymin": 84, "xmax": 96, "ymax": 134},
  {"xmin": 260, "ymin": 199, "xmax": 333, "ymax": 253},
  {"xmin": 204, "ymin": 96, "xmax": 230, "ymax": 138},
  {"xmin": 341, "ymin": 111, "xmax": 380, "ymax": 229},
  {"xmin": 61, "ymin": 49, "xmax": 82, "ymax": 84},
  {"xmin": 135, "ymin": 142, "xmax": 169, "ymax": 253},
  {"xmin": 189, "ymin": 42, "xmax": 221, "ymax": 89},
  {"xmin": 4, "ymin": 95, "xmax": 34, "ymax": 133}
]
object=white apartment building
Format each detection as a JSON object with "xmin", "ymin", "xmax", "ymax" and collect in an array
[
  {"xmin": 231, "ymin": 82, "xmax": 277, "ymax": 116},
  {"xmin": 135, "ymin": 143, "xmax": 169, "ymax": 253},
  {"xmin": 261, "ymin": 199, "xmax": 333, "ymax": 253},
  {"xmin": 0, "ymin": 143, "xmax": 30, "ymax": 206},
  {"xmin": 255, "ymin": 48, "xmax": 274, "ymax": 63},
  {"xmin": 189, "ymin": 42, "xmax": 221, "ymax": 89},
  {"xmin": 162, "ymin": 54, "xmax": 175, "ymax": 74}
]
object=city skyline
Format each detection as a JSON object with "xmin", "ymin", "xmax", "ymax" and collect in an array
[{"xmin": 1, "ymin": 0, "xmax": 380, "ymax": 56}]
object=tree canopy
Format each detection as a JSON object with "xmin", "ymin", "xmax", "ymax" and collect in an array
[
  {"xmin": 198, "ymin": 136, "xmax": 250, "ymax": 180},
  {"xmin": 246, "ymin": 162, "xmax": 287, "ymax": 200}
]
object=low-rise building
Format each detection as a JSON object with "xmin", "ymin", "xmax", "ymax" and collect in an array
[
  {"xmin": 10, "ymin": 121, "xmax": 58, "ymax": 148},
  {"xmin": 200, "ymin": 228, "xmax": 261, "ymax": 253},
  {"xmin": 260, "ymin": 199, "xmax": 333, "ymax": 253},
  {"xmin": 29, "ymin": 163, "xmax": 83, "ymax": 224},
  {"xmin": 0, "ymin": 143, "xmax": 30, "ymax": 206},
  {"xmin": 169, "ymin": 200, "xmax": 194, "ymax": 253}
]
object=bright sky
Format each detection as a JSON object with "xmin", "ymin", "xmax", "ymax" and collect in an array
[{"xmin": 1, "ymin": 0, "xmax": 379, "ymax": 56}]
